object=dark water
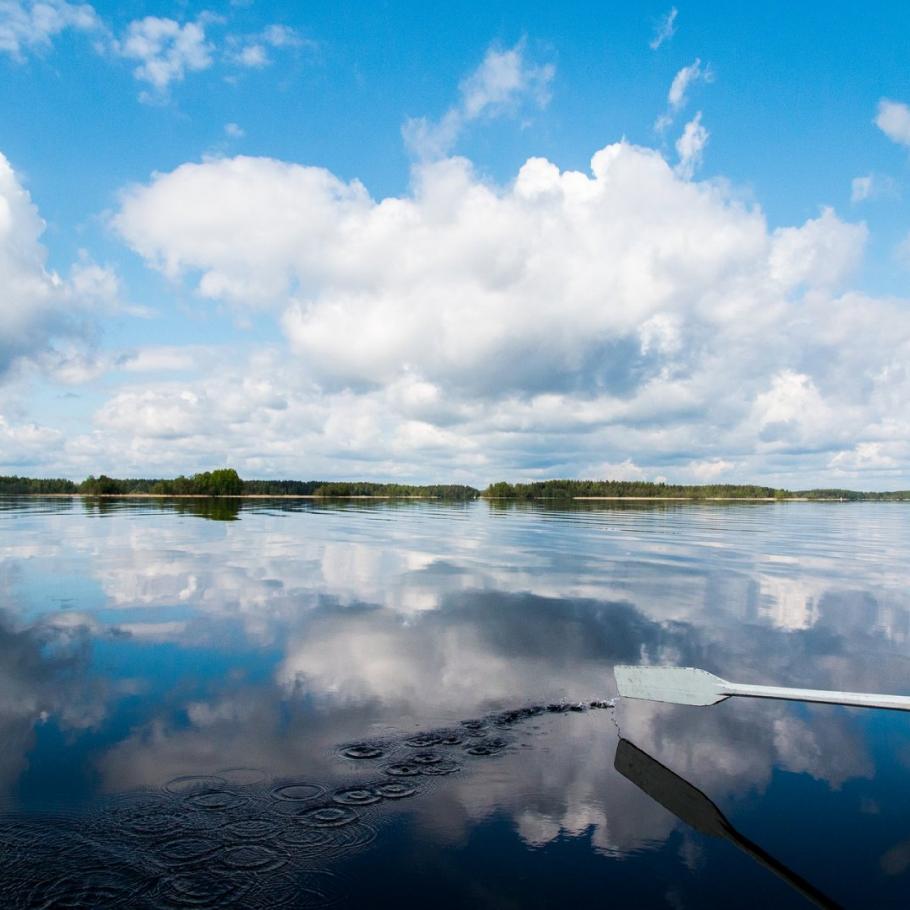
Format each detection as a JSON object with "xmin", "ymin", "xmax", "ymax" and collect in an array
[{"xmin": 2, "ymin": 497, "xmax": 910, "ymax": 908}]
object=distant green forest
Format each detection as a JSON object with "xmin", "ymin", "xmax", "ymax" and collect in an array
[
  {"xmin": 0, "ymin": 470, "xmax": 479, "ymax": 499},
  {"xmin": 1, "ymin": 472, "xmax": 908, "ymax": 501},
  {"xmin": 482, "ymin": 480, "xmax": 910, "ymax": 501}
]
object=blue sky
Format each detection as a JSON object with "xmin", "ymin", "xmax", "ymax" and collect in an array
[{"xmin": 2, "ymin": 0, "xmax": 910, "ymax": 486}]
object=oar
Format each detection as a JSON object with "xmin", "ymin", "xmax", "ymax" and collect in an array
[
  {"xmin": 614, "ymin": 665, "xmax": 910, "ymax": 711},
  {"xmin": 614, "ymin": 738, "xmax": 842, "ymax": 910}
]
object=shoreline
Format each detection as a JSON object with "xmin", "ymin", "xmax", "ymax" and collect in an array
[
  {"xmin": 570, "ymin": 496, "xmax": 812, "ymax": 502},
  {"xmin": 4, "ymin": 493, "xmax": 899, "ymax": 502},
  {"xmin": 6, "ymin": 493, "xmax": 428, "ymax": 500}
]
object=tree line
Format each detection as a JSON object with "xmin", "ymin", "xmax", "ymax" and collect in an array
[
  {"xmin": 312, "ymin": 482, "xmax": 478, "ymax": 499},
  {"xmin": 482, "ymin": 479, "xmax": 910, "ymax": 501},
  {"xmin": 2, "ymin": 472, "xmax": 908, "ymax": 501},
  {"xmin": 0, "ymin": 471, "xmax": 479, "ymax": 499}
]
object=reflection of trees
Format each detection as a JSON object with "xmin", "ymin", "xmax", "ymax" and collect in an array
[
  {"xmin": 0, "ymin": 496, "xmax": 76, "ymax": 516},
  {"xmin": 166, "ymin": 498, "xmax": 242, "ymax": 521},
  {"xmin": 485, "ymin": 498, "xmax": 696, "ymax": 514},
  {"xmin": 79, "ymin": 497, "xmax": 242, "ymax": 521},
  {"xmin": 80, "ymin": 497, "xmax": 129, "ymax": 518}
]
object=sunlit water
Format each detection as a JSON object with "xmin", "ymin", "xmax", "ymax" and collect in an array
[{"xmin": 2, "ymin": 497, "xmax": 910, "ymax": 907}]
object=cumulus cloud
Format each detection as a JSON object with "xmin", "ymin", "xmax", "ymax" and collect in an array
[
  {"xmin": 0, "ymin": 152, "xmax": 63, "ymax": 375},
  {"xmin": 829, "ymin": 442, "xmax": 900, "ymax": 472},
  {"xmin": 649, "ymin": 7, "xmax": 677, "ymax": 50},
  {"xmin": 752, "ymin": 370, "xmax": 832, "ymax": 436},
  {"xmin": 98, "ymin": 138, "xmax": 910, "ymax": 485},
  {"xmin": 0, "ymin": 152, "xmax": 97, "ymax": 379},
  {"xmin": 114, "ymin": 146, "xmax": 861, "ymax": 390},
  {"xmin": 0, "ymin": 414, "xmax": 64, "ymax": 468},
  {"xmin": 117, "ymin": 344, "xmax": 215, "ymax": 374},
  {"xmin": 583, "ymin": 459, "xmax": 648, "ymax": 482},
  {"xmin": 112, "ymin": 15, "xmax": 215, "ymax": 98},
  {"xmin": 0, "ymin": 0, "xmax": 99, "ymax": 59},
  {"xmin": 0, "ymin": 151, "xmax": 127, "ymax": 409},
  {"xmin": 768, "ymin": 207, "xmax": 866, "ymax": 290},
  {"xmin": 687, "ymin": 458, "xmax": 735, "ymax": 481},
  {"xmin": 402, "ymin": 41, "xmax": 555, "ymax": 160},
  {"xmin": 875, "ymin": 98, "xmax": 910, "ymax": 148}
]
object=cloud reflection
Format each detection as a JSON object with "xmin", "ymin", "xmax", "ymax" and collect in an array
[
  {"xmin": 0, "ymin": 610, "xmax": 108, "ymax": 796},
  {"xmin": 1, "ymin": 499, "xmax": 908, "ymax": 892}
]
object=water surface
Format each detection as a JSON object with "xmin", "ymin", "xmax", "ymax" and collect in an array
[{"xmin": 2, "ymin": 497, "xmax": 910, "ymax": 907}]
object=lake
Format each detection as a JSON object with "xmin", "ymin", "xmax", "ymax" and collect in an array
[{"xmin": 2, "ymin": 497, "xmax": 910, "ymax": 908}]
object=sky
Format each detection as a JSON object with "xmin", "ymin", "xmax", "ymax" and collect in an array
[{"xmin": 1, "ymin": 0, "xmax": 910, "ymax": 488}]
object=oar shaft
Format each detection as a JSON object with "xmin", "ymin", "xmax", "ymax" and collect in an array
[{"xmin": 727, "ymin": 683, "xmax": 910, "ymax": 712}]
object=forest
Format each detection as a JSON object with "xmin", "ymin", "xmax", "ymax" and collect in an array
[
  {"xmin": 1, "ymin": 473, "xmax": 908, "ymax": 500},
  {"xmin": 481, "ymin": 480, "xmax": 910, "ymax": 501},
  {"xmin": 0, "ymin": 471, "xmax": 479, "ymax": 499}
]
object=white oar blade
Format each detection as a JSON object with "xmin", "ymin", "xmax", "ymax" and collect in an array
[{"xmin": 614, "ymin": 665, "xmax": 730, "ymax": 706}]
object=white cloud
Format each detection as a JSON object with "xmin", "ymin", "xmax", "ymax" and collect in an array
[
  {"xmin": 586, "ymin": 459, "xmax": 647, "ymax": 482},
  {"xmin": 224, "ymin": 122, "xmax": 245, "ymax": 138},
  {"xmin": 752, "ymin": 371, "xmax": 828, "ymax": 429},
  {"xmin": 768, "ymin": 207, "xmax": 866, "ymax": 290},
  {"xmin": 829, "ymin": 442, "xmax": 900, "ymax": 472},
  {"xmin": 225, "ymin": 22, "xmax": 308, "ymax": 69},
  {"xmin": 261, "ymin": 23, "xmax": 301, "ymax": 48},
  {"xmin": 115, "ymin": 146, "xmax": 864, "ymax": 397},
  {"xmin": 668, "ymin": 58, "xmax": 712, "ymax": 111},
  {"xmin": 655, "ymin": 58, "xmax": 713, "ymax": 133},
  {"xmin": 97, "ymin": 387, "xmax": 228, "ymax": 440},
  {"xmin": 402, "ymin": 41, "xmax": 555, "ymax": 159},
  {"xmin": 0, "ymin": 414, "xmax": 64, "ymax": 467},
  {"xmin": 117, "ymin": 345, "xmax": 214, "ymax": 374},
  {"xmin": 460, "ymin": 41, "xmax": 553, "ymax": 118},
  {"xmin": 88, "ymin": 139, "xmax": 910, "ymax": 485},
  {"xmin": 851, "ymin": 172, "xmax": 898, "ymax": 203},
  {"xmin": 1, "ymin": 5, "xmax": 307, "ymax": 95},
  {"xmin": 688, "ymin": 459, "xmax": 735, "ymax": 481},
  {"xmin": 0, "ymin": 152, "xmax": 84, "ymax": 377},
  {"xmin": 232, "ymin": 42, "xmax": 265, "ymax": 67},
  {"xmin": 674, "ymin": 111, "xmax": 708, "ymax": 179},
  {"xmin": 875, "ymin": 98, "xmax": 910, "ymax": 147},
  {"xmin": 66, "ymin": 256, "xmax": 120, "ymax": 307},
  {"xmin": 0, "ymin": 151, "xmax": 127, "ymax": 402},
  {"xmin": 0, "ymin": 0, "xmax": 99, "ymax": 60},
  {"xmin": 113, "ymin": 16, "xmax": 215, "ymax": 97},
  {"xmin": 649, "ymin": 7, "xmax": 677, "ymax": 50}
]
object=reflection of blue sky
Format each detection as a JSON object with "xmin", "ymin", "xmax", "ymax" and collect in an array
[{"xmin": 3, "ymin": 500, "xmax": 910, "ymax": 902}]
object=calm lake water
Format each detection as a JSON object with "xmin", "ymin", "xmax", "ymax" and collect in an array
[{"xmin": 2, "ymin": 497, "xmax": 910, "ymax": 908}]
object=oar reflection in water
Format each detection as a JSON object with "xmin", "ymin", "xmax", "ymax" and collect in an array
[{"xmin": 613, "ymin": 738, "xmax": 842, "ymax": 910}]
